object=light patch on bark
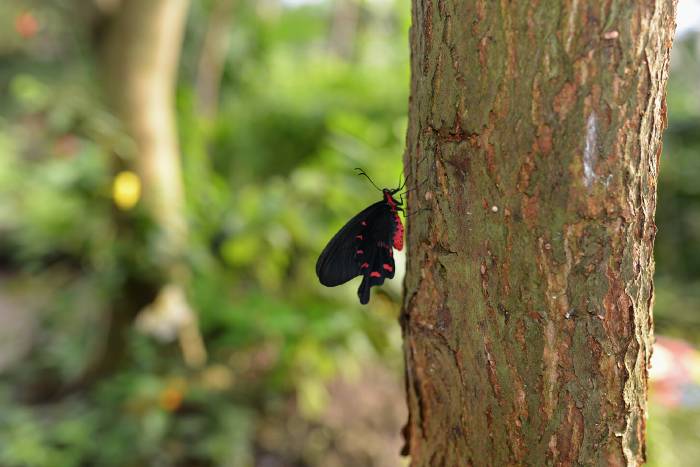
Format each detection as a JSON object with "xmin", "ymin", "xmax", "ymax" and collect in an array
[
  {"xmin": 538, "ymin": 227, "xmax": 574, "ymax": 421},
  {"xmin": 583, "ymin": 112, "xmax": 598, "ymax": 188},
  {"xmin": 564, "ymin": 0, "xmax": 581, "ymax": 54}
]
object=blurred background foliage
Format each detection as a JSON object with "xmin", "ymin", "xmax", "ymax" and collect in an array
[{"xmin": 0, "ymin": 1, "xmax": 698, "ymax": 466}]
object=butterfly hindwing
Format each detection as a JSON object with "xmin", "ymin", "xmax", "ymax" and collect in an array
[{"xmin": 357, "ymin": 238, "xmax": 395, "ymax": 304}]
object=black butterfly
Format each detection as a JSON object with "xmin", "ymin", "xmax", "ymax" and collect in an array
[{"xmin": 316, "ymin": 170, "xmax": 404, "ymax": 304}]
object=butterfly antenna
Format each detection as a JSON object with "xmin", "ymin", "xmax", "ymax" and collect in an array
[
  {"xmin": 355, "ymin": 168, "xmax": 383, "ymax": 192},
  {"xmin": 400, "ymin": 175, "xmax": 429, "ymax": 197},
  {"xmin": 397, "ymin": 171, "xmax": 406, "ymax": 191},
  {"xmin": 399, "ymin": 152, "xmax": 428, "ymax": 192}
]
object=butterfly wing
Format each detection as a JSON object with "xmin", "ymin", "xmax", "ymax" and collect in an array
[
  {"xmin": 355, "ymin": 203, "xmax": 397, "ymax": 304},
  {"xmin": 317, "ymin": 197, "xmax": 401, "ymax": 304},
  {"xmin": 316, "ymin": 201, "xmax": 386, "ymax": 287}
]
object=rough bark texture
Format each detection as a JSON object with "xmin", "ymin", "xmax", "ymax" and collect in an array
[{"xmin": 401, "ymin": 1, "xmax": 677, "ymax": 466}]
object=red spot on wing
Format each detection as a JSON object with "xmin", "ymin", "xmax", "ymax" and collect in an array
[
  {"xmin": 356, "ymin": 235, "xmax": 363, "ymax": 240},
  {"xmin": 361, "ymin": 221, "xmax": 367, "ymax": 226},
  {"xmin": 370, "ymin": 271, "xmax": 381, "ymax": 278},
  {"xmin": 356, "ymin": 249, "xmax": 364, "ymax": 254},
  {"xmin": 361, "ymin": 262, "xmax": 369, "ymax": 269},
  {"xmin": 382, "ymin": 263, "xmax": 393, "ymax": 272}
]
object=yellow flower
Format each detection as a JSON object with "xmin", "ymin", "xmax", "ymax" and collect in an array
[{"xmin": 113, "ymin": 171, "xmax": 141, "ymax": 210}]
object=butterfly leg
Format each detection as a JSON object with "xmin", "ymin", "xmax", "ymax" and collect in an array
[{"xmin": 402, "ymin": 207, "xmax": 431, "ymax": 218}]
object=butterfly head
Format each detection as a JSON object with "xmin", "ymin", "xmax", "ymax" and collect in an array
[{"xmin": 383, "ymin": 188, "xmax": 403, "ymax": 209}]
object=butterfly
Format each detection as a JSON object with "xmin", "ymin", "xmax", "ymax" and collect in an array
[{"xmin": 316, "ymin": 170, "xmax": 405, "ymax": 304}]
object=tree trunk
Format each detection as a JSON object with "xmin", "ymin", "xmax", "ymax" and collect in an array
[
  {"xmin": 105, "ymin": 0, "xmax": 190, "ymax": 248},
  {"xmin": 103, "ymin": 0, "xmax": 206, "ymax": 368},
  {"xmin": 401, "ymin": 1, "xmax": 677, "ymax": 466}
]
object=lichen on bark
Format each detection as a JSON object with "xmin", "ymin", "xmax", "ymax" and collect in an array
[{"xmin": 401, "ymin": 1, "xmax": 677, "ymax": 465}]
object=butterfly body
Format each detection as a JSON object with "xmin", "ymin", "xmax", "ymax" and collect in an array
[{"xmin": 316, "ymin": 188, "xmax": 404, "ymax": 304}]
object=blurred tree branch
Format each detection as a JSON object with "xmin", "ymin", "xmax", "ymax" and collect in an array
[
  {"xmin": 327, "ymin": 0, "xmax": 361, "ymax": 61},
  {"xmin": 196, "ymin": 0, "xmax": 236, "ymax": 118},
  {"xmin": 103, "ymin": 0, "xmax": 206, "ymax": 368}
]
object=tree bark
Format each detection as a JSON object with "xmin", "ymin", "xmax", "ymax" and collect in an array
[{"xmin": 401, "ymin": 1, "xmax": 677, "ymax": 466}]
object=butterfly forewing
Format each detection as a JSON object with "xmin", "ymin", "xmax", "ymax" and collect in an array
[
  {"xmin": 315, "ymin": 201, "xmax": 386, "ymax": 286},
  {"xmin": 316, "ymin": 191, "xmax": 402, "ymax": 304}
]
